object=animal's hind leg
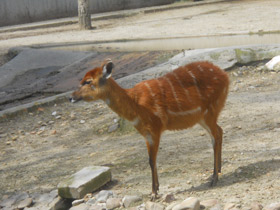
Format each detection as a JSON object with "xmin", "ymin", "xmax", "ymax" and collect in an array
[{"xmin": 200, "ymin": 112, "xmax": 223, "ymax": 186}]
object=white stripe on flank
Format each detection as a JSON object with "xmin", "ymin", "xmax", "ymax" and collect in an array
[
  {"xmin": 172, "ymin": 71, "xmax": 192, "ymax": 104},
  {"xmin": 144, "ymin": 82, "xmax": 155, "ymax": 97},
  {"xmin": 155, "ymin": 79, "xmax": 164, "ymax": 96},
  {"xmin": 204, "ymin": 109, "xmax": 208, "ymax": 115},
  {"xmin": 167, "ymin": 106, "xmax": 201, "ymax": 116},
  {"xmin": 198, "ymin": 65, "xmax": 204, "ymax": 72},
  {"xmin": 188, "ymin": 71, "xmax": 202, "ymax": 99},
  {"xmin": 165, "ymin": 77, "xmax": 182, "ymax": 111},
  {"xmin": 145, "ymin": 81, "xmax": 164, "ymax": 120}
]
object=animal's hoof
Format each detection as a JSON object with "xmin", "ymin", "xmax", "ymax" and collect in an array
[
  {"xmin": 210, "ymin": 175, "xmax": 218, "ymax": 187},
  {"xmin": 150, "ymin": 193, "xmax": 158, "ymax": 201}
]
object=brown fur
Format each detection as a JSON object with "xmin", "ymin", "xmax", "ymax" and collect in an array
[{"xmin": 71, "ymin": 59, "xmax": 229, "ymax": 199}]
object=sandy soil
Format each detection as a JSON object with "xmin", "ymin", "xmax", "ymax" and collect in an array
[{"xmin": 0, "ymin": 64, "xmax": 280, "ymax": 208}]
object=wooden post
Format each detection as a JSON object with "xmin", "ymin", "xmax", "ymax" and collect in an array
[{"xmin": 78, "ymin": 0, "xmax": 92, "ymax": 30}]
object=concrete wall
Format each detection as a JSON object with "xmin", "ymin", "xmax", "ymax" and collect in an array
[{"xmin": 0, "ymin": 0, "xmax": 175, "ymax": 27}]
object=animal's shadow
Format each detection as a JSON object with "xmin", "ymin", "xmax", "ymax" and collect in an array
[{"xmin": 179, "ymin": 158, "xmax": 280, "ymax": 193}]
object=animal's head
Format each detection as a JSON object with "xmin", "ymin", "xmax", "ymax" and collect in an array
[{"xmin": 70, "ymin": 59, "xmax": 114, "ymax": 103}]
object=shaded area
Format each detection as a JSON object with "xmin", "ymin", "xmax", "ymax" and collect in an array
[
  {"xmin": 180, "ymin": 158, "xmax": 280, "ymax": 193},
  {"xmin": 0, "ymin": 50, "xmax": 178, "ymax": 111}
]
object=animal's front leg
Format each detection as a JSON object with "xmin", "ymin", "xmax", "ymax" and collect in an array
[{"xmin": 145, "ymin": 133, "xmax": 160, "ymax": 200}]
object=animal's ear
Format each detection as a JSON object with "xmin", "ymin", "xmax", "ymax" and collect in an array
[{"xmin": 102, "ymin": 59, "xmax": 114, "ymax": 79}]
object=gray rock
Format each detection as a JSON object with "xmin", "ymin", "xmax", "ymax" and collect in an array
[
  {"xmin": 0, "ymin": 192, "xmax": 29, "ymax": 208},
  {"xmin": 35, "ymin": 190, "xmax": 58, "ymax": 205},
  {"xmin": 108, "ymin": 124, "xmax": 119, "ymax": 133},
  {"xmin": 263, "ymin": 203, "xmax": 280, "ymax": 210},
  {"xmin": 122, "ymin": 195, "xmax": 142, "ymax": 208},
  {"xmin": 88, "ymin": 203, "xmax": 106, "ymax": 210},
  {"xmin": 200, "ymin": 199, "xmax": 220, "ymax": 209},
  {"xmin": 58, "ymin": 166, "xmax": 111, "ymax": 199},
  {"xmin": 210, "ymin": 204, "xmax": 222, "ymax": 210},
  {"xmin": 17, "ymin": 197, "xmax": 33, "ymax": 209},
  {"xmin": 164, "ymin": 193, "xmax": 176, "ymax": 203},
  {"xmin": 172, "ymin": 197, "xmax": 200, "ymax": 210},
  {"xmin": 25, "ymin": 206, "xmax": 49, "ymax": 210},
  {"xmin": 86, "ymin": 198, "xmax": 97, "ymax": 205},
  {"xmin": 0, "ymin": 48, "xmax": 91, "ymax": 88},
  {"xmin": 70, "ymin": 203, "xmax": 89, "ymax": 210},
  {"xmin": 96, "ymin": 190, "xmax": 114, "ymax": 203},
  {"xmin": 145, "ymin": 201, "xmax": 165, "ymax": 210},
  {"xmin": 106, "ymin": 198, "xmax": 122, "ymax": 210},
  {"xmin": 118, "ymin": 45, "xmax": 280, "ymax": 90},
  {"xmin": 49, "ymin": 197, "xmax": 72, "ymax": 210}
]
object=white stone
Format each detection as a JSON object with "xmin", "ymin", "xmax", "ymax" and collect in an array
[
  {"xmin": 106, "ymin": 198, "xmax": 122, "ymax": 210},
  {"xmin": 145, "ymin": 201, "xmax": 165, "ymax": 210},
  {"xmin": 72, "ymin": 199, "xmax": 85, "ymax": 206},
  {"xmin": 200, "ymin": 199, "xmax": 220, "ymax": 209},
  {"xmin": 70, "ymin": 203, "xmax": 89, "ymax": 210},
  {"xmin": 88, "ymin": 203, "xmax": 106, "ymax": 210},
  {"xmin": 166, "ymin": 202, "xmax": 179, "ymax": 210},
  {"xmin": 265, "ymin": 55, "xmax": 280, "ymax": 70},
  {"xmin": 172, "ymin": 197, "xmax": 200, "ymax": 210},
  {"xmin": 122, "ymin": 195, "xmax": 142, "ymax": 208}
]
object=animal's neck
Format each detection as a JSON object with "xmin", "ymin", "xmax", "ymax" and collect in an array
[{"xmin": 103, "ymin": 79, "xmax": 138, "ymax": 121}]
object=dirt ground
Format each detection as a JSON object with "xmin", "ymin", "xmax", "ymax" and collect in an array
[
  {"xmin": 0, "ymin": 64, "xmax": 280, "ymax": 208},
  {"xmin": 0, "ymin": 0, "xmax": 280, "ymax": 208}
]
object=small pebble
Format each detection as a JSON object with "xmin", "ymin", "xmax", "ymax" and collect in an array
[
  {"xmin": 51, "ymin": 130, "xmax": 57, "ymax": 135},
  {"xmin": 12, "ymin": 136, "xmax": 18, "ymax": 141}
]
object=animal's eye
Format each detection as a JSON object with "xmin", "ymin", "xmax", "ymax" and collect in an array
[{"xmin": 82, "ymin": 80, "xmax": 91, "ymax": 86}]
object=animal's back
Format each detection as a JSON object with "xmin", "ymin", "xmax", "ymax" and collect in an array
[{"xmin": 129, "ymin": 61, "xmax": 229, "ymax": 130}]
